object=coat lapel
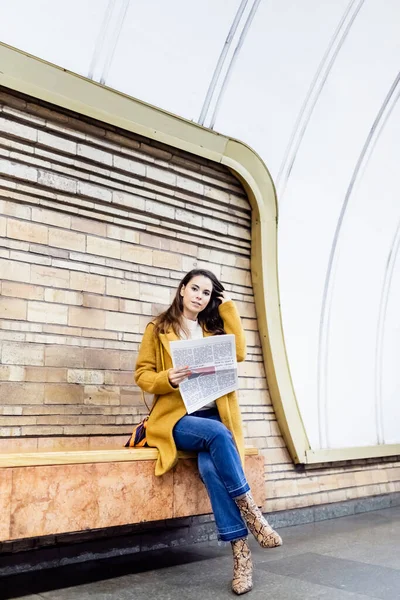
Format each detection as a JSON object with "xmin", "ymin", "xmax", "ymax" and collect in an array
[{"xmin": 159, "ymin": 330, "xmax": 180, "ymax": 359}]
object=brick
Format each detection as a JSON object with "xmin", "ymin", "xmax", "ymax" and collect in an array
[
  {"xmin": 147, "ymin": 165, "xmax": 175, "ymax": 186},
  {"xmin": 44, "ymin": 289, "xmax": 83, "ymax": 306},
  {"xmin": 38, "ymin": 170, "xmax": 77, "ymax": 193},
  {"xmin": 1, "ymin": 200, "xmax": 32, "ymax": 220},
  {"xmin": 112, "ymin": 191, "xmax": 145, "ymax": 211},
  {"xmin": 21, "ymin": 425, "xmax": 64, "ymax": 435},
  {"xmin": 67, "ymin": 369, "xmax": 104, "ymax": 385},
  {"xmin": 238, "ymin": 362, "xmax": 264, "ymax": 378},
  {"xmin": 176, "ymin": 175, "xmax": 204, "ymax": 195},
  {"xmin": 48, "ymin": 228, "xmax": 85, "ymax": 252},
  {"xmin": 45, "ymin": 346, "xmax": 83, "ymax": 368},
  {"xmin": 28, "ymin": 301, "xmax": 68, "ymax": 325},
  {"xmin": 0, "ymin": 117, "xmax": 37, "ymax": 141},
  {"xmin": 104, "ymin": 371, "xmax": 134, "ymax": 385},
  {"xmin": 228, "ymin": 223, "xmax": 251, "ymax": 240},
  {"xmin": 0, "ymin": 427, "xmax": 21, "ymax": 436},
  {"xmin": 0, "ymin": 159, "xmax": 38, "ymax": 184},
  {"xmin": 10, "ymin": 250, "xmax": 50, "ymax": 266},
  {"xmin": 1, "ymin": 342, "xmax": 44, "ymax": 366},
  {"xmin": 105, "ymin": 311, "xmax": 139, "ymax": 333},
  {"xmin": 24, "ymin": 367, "xmax": 67, "ymax": 383},
  {"xmin": 70, "ymin": 271, "xmax": 105, "ymax": 294},
  {"xmin": 202, "ymin": 216, "xmax": 227, "ymax": 235},
  {"xmin": 139, "ymin": 283, "xmax": 170, "ymax": 304},
  {"xmin": 119, "ymin": 299, "xmax": 143, "ymax": 315},
  {"xmin": 106, "ymin": 278, "xmax": 139, "ymax": 300},
  {"xmin": 139, "ymin": 232, "xmax": 170, "ymax": 251},
  {"xmin": 36, "ymin": 415, "xmax": 76, "ymax": 425},
  {"xmin": 87, "ymin": 236, "xmax": 120, "ymax": 259},
  {"xmin": 0, "ymin": 382, "xmax": 44, "ymax": 404},
  {"xmin": 32, "ymin": 207, "xmax": 71, "ymax": 228},
  {"xmin": 0, "ymin": 297, "xmax": 26, "ymax": 320},
  {"xmin": 175, "ymin": 209, "xmax": 202, "ymax": 227},
  {"xmin": 44, "ymin": 383, "xmax": 84, "ymax": 404},
  {"xmin": 235, "ymin": 256, "xmax": 251, "ymax": 270},
  {"xmin": 71, "ymin": 216, "xmax": 107, "ymax": 236},
  {"xmin": 153, "ymin": 250, "xmax": 181, "ymax": 270},
  {"xmin": 0, "ymin": 366, "xmax": 25, "ymax": 381},
  {"xmin": 139, "ymin": 142, "xmax": 170, "ymax": 161},
  {"xmin": 107, "ymin": 224, "xmax": 139, "ymax": 244},
  {"xmin": 82, "ymin": 293, "xmax": 118, "ymax": 311},
  {"xmin": 68, "ymin": 306, "xmax": 105, "ymax": 329},
  {"xmin": 81, "ymin": 329, "xmax": 118, "ymax": 341},
  {"xmin": 203, "ymin": 185, "xmax": 230, "ymax": 203},
  {"xmin": 222, "ymin": 265, "xmax": 252, "ymax": 288},
  {"xmin": 31, "ymin": 264, "xmax": 69, "ymax": 288},
  {"xmin": 113, "ymin": 155, "xmax": 146, "ymax": 177},
  {"xmin": 0, "ymin": 416, "xmax": 36, "ymax": 426},
  {"xmin": 83, "ymin": 348, "xmax": 120, "ymax": 370},
  {"xmin": 7, "ymin": 219, "xmax": 48, "ymax": 245},
  {"xmin": 197, "ymin": 247, "xmax": 234, "ymax": 266},
  {"xmin": 77, "ymin": 181, "xmax": 112, "ymax": 202},
  {"xmin": 245, "ymin": 420, "xmax": 271, "ymax": 437},
  {"xmin": 120, "ymin": 243, "xmax": 152, "ymax": 265},
  {"xmin": 0, "ymin": 216, "xmax": 6, "ymax": 237},
  {"xmin": 120, "ymin": 352, "xmax": 137, "ymax": 371},
  {"xmin": 261, "ymin": 447, "xmax": 291, "ymax": 465},
  {"xmin": 84, "ymin": 388, "xmax": 120, "ymax": 406},
  {"xmin": 1, "ymin": 281, "xmax": 44, "ymax": 301},
  {"xmin": 145, "ymin": 200, "xmax": 174, "ymax": 219},
  {"xmin": 105, "ymin": 130, "xmax": 140, "ymax": 149},
  {"xmin": 0, "ymin": 406, "xmax": 24, "ymax": 417},
  {"xmin": 37, "ymin": 131, "xmax": 77, "ymax": 154},
  {"xmin": 77, "ymin": 144, "xmax": 112, "ymax": 165}
]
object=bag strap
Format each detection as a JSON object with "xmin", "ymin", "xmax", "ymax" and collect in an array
[{"xmin": 141, "ymin": 337, "xmax": 165, "ymax": 415}]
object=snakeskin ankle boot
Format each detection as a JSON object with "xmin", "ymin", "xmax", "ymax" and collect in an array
[
  {"xmin": 234, "ymin": 492, "xmax": 282, "ymax": 548},
  {"xmin": 231, "ymin": 537, "xmax": 253, "ymax": 595}
]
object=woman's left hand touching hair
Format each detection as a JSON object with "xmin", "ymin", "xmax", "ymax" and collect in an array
[{"xmin": 218, "ymin": 290, "xmax": 232, "ymax": 304}]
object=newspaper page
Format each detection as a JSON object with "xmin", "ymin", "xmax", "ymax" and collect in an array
[{"xmin": 170, "ymin": 334, "xmax": 238, "ymax": 413}]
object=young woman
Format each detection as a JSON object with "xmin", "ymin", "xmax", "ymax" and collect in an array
[{"xmin": 135, "ymin": 269, "xmax": 282, "ymax": 595}]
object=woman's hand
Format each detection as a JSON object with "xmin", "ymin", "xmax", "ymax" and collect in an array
[
  {"xmin": 168, "ymin": 366, "xmax": 191, "ymax": 387},
  {"xmin": 218, "ymin": 290, "xmax": 232, "ymax": 304}
]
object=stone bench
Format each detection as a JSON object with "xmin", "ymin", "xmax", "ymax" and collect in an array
[{"xmin": 0, "ymin": 447, "xmax": 263, "ymax": 543}]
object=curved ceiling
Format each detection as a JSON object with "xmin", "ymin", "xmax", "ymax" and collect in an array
[{"xmin": 1, "ymin": 0, "xmax": 400, "ymax": 452}]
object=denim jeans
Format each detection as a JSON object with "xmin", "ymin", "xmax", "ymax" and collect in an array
[{"xmin": 173, "ymin": 408, "xmax": 249, "ymax": 542}]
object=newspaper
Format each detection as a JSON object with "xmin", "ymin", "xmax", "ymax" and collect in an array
[{"xmin": 170, "ymin": 334, "xmax": 238, "ymax": 413}]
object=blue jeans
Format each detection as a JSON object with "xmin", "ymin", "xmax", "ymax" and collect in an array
[{"xmin": 173, "ymin": 408, "xmax": 249, "ymax": 542}]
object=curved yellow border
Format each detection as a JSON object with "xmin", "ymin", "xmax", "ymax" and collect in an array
[{"xmin": 1, "ymin": 42, "xmax": 399, "ymax": 464}]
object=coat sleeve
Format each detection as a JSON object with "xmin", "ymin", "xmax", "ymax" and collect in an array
[
  {"xmin": 218, "ymin": 300, "xmax": 247, "ymax": 362},
  {"xmin": 135, "ymin": 323, "xmax": 177, "ymax": 395}
]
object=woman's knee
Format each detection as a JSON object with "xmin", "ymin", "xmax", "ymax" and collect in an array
[{"xmin": 210, "ymin": 420, "xmax": 234, "ymax": 444}]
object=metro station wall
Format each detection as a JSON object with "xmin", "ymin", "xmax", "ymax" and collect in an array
[{"xmin": 0, "ymin": 89, "xmax": 399, "ymax": 512}]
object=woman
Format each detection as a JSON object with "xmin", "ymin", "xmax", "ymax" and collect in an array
[{"xmin": 135, "ymin": 269, "xmax": 282, "ymax": 595}]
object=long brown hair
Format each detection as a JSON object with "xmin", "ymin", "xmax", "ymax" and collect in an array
[{"xmin": 153, "ymin": 269, "xmax": 225, "ymax": 337}]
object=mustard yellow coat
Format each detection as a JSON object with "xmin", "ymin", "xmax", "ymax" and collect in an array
[{"xmin": 134, "ymin": 300, "xmax": 247, "ymax": 476}]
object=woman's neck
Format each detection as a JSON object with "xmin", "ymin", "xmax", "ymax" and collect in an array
[{"xmin": 182, "ymin": 309, "xmax": 198, "ymax": 321}]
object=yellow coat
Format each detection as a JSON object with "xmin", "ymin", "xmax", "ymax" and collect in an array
[{"xmin": 135, "ymin": 300, "xmax": 247, "ymax": 476}]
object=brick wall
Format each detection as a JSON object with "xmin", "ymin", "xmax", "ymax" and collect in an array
[{"xmin": 0, "ymin": 88, "xmax": 399, "ymax": 512}]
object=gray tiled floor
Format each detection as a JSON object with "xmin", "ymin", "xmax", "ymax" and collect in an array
[{"xmin": 3, "ymin": 506, "xmax": 400, "ymax": 600}]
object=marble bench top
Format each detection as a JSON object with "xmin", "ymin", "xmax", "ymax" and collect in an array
[{"xmin": 0, "ymin": 446, "xmax": 258, "ymax": 468}]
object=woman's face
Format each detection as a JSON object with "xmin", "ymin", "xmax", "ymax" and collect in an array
[{"xmin": 180, "ymin": 275, "xmax": 213, "ymax": 319}]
